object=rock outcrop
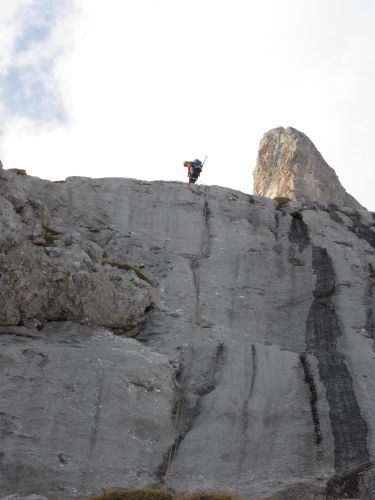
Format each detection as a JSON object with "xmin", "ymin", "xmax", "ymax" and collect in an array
[
  {"xmin": 0, "ymin": 173, "xmax": 151, "ymax": 331},
  {"xmin": 1, "ymin": 169, "xmax": 375, "ymax": 499},
  {"xmin": 253, "ymin": 126, "xmax": 364, "ymax": 210}
]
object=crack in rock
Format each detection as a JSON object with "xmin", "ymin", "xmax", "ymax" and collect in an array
[
  {"xmin": 300, "ymin": 352, "xmax": 322, "ymax": 445},
  {"xmin": 306, "ymin": 246, "xmax": 369, "ymax": 483},
  {"xmin": 155, "ymin": 342, "xmax": 227, "ymax": 485},
  {"xmin": 288, "ymin": 216, "xmax": 310, "ymax": 252}
]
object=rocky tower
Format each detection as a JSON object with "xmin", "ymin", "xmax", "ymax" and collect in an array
[{"xmin": 253, "ymin": 126, "xmax": 364, "ymax": 210}]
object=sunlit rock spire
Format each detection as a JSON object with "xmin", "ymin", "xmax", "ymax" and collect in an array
[{"xmin": 253, "ymin": 126, "xmax": 364, "ymax": 210}]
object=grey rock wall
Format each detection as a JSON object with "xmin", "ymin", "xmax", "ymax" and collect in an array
[
  {"xmin": 1, "ymin": 170, "xmax": 375, "ymax": 499},
  {"xmin": 0, "ymin": 173, "xmax": 151, "ymax": 331}
]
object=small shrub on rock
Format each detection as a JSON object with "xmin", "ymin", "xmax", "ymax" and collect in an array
[
  {"xmin": 178, "ymin": 491, "xmax": 240, "ymax": 500},
  {"xmin": 101, "ymin": 258, "xmax": 153, "ymax": 285},
  {"xmin": 274, "ymin": 196, "xmax": 292, "ymax": 207},
  {"xmin": 89, "ymin": 487, "xmax": 174, "ymax": 500}
]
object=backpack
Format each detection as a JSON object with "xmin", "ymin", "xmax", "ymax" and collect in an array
[{"xmin": 193, "ymin": 159, "xmax": 203, "ymax": 172}]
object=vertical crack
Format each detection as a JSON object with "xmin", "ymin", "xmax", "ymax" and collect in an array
[
  {"xmin": 201, "ymin": 188, "xmax": 212, "ymax": 259},
  {"xmin": 158, "ymin": 188, "xmax": 216, "ymax": 485},
  {"xmin": 300, "ymin": 352, "xmax": 322, "ymax": 445},
  {"xmin": 274, "ymin": 211, "xmax": 280, "ymax": 240},
  {"xmin": 188, "ymin": 188, "xmax": 212, "ymax": 327},
  {"xmin": 189, "ymin": 257, "xmax": 201, "ymax": 327},
  {"xmin": 366, "ymin": 270, "xmax": 375, "ymax": 340},
  {"xmin": 306, "ymin": 246, "xmax": 369, "ymax": 477},
  {"xmin": 81, "ymin": 372, "xmax": 104, "ymax": 485},
  {"xmin": 288, "ymin": 215, "xmax": 310, "ymax": 252},
  {"xmin": 156, "ymin": 343, "xmax": 227, "ymax": 485},
  {"xmin": 249, "ymin": 344, "xmax": 257, "ymax": 399},
  {"xmin": 241, "ymin": 344, "xmax": 257, "ymax": 432},
  {"xmin": 237, "ymin": 344, "xmax": 257, "ymax": 474},
  {"xmin": 88, "ymin": 373, "xmax": 104, "ymax": 460}
]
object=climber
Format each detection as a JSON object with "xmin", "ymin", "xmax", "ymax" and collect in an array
[{"xmin": 183, "ymin": 157, "xmax": 207, "ymax": 184}]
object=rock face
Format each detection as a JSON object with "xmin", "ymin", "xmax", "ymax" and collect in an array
[
  {"xmin": 1, "ymin": 170, "xmax": 375, "ymax": 499},
  {"xmin": 0, "ymin": 174, "xmax": 151, "ymax": 331},
  {"xmin": 253, "ymin": 127, "xmax": 364, "ymax": 210}
]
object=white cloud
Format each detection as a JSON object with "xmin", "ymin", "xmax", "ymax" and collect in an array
[
  {"xmin": 0, "ymin": 0, "xmax": 33, "ymax": 74},
  {"xmin": 1, "ymin": 0, "xmax": 375, "ymax": 210}
]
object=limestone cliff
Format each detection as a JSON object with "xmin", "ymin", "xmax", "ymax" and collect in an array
[
  {"xmin": 1, "ymin": 169, "xmax": 375, "ymax": 499},
  {"xmin": 253, "ymin": 127, "xmax": 364, "ymax": 210}
]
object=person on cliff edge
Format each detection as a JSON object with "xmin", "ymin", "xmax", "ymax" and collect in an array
[{"xmin": 183, "ymin": 156, "xmax": 207, "ymax": 184}]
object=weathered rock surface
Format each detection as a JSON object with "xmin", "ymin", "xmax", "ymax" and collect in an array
[
  {"xmin": 0, "ymin": 323, "xmax": 174, "ymax": 498},
  {"xmin": 1, "ymin": 169, "xmax": 375, "ymax": 499},
  {"xmin": 0, "ymin": 172, "xmax": 151, "ymax": 331},
  {"xmin": 253, "ymin": 126, "xmax": 364, "ymax": 210}
]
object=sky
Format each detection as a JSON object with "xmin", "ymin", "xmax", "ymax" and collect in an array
[{"xmin": 0, "ymin": 0, "xmax": 375, "ymax": 210}]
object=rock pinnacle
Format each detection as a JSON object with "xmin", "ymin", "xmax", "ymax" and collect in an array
[{"xmin": 253, "ymin": 126, "xmax": 363, "ymax": 210}]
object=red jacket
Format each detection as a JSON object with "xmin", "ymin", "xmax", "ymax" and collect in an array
[{"xmin": 183, "ymin": 161, "xmax": 194, "ymax": 176}]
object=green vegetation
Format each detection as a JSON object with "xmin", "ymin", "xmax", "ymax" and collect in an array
[
  {"xmin": 43, "ymin": 232, "xmax": 60, "ymax": 246},
  {"xmin": 88, "ymin": 489, "xmax": 241, "ymax": 500},
  {"xmin": 30, "ymin": 231, "xmax": 60, "ymax": 247},
  {"xmin": 30, "ymin": 238, "xmax": 49, "ymax": 247},
  {"xmin": 29, "ymin": 225, "xmax": 63, "ymax": 247},
  {"xmin": 274, "ymin": 196, "xmax": 292, "ymax": 207},
  {"xmin": 42, "ymin": 225, "xmax": 62, "ymax": 236},
  {"xmin": 89, "ymin": 488, "xmax": 173, "ymax": 500},
  {"xmin": 289, "ymin": 257, "xmax": 305, "ymax": 267},
  {"xmin": 178, "ymin": 492, "xmax": 240, "ymax": 500},
  {"xmin": 7, "ymin": 168, "xmax": 27, "ymax": 176},
  {"xmin": 101, "ymin": 258, "xmax": 153, "ymax": 286}
]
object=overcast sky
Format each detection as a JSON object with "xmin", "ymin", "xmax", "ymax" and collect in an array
[{"xmin": 1, "ymin": 0, "xmax": 374, "ymax": 210}]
